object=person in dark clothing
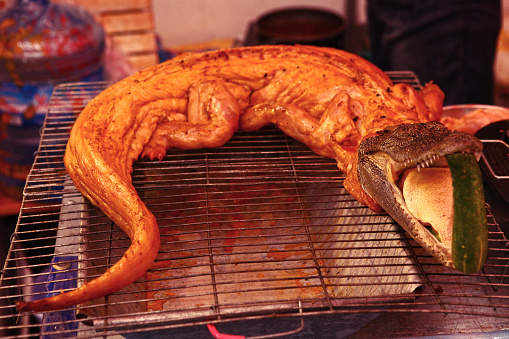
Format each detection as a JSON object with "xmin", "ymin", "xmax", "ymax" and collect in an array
[{"xmin": 367, "ymin": 0, "xmax": 501, "ymax": 106}]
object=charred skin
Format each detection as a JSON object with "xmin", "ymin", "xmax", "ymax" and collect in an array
[
  {"xmin": 357, "ymin": 121, "xmax": 484, "ymax": 270},
  {"xmin": 17, "ymin": 45, "xmax": 448, "ymax": 313}
]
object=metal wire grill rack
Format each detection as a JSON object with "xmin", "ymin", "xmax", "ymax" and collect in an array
[{"xmin": 1, "ymin": 73, "xmax": 509, "ymax": 338}]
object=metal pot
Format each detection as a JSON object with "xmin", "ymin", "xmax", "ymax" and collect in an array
[{"xmin": 254, "ymin": 7, "xmax": 347, "ymax": 49}]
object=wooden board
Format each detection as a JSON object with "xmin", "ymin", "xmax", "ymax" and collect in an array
[{"xmin": 54, "ymin": 0, "xmax": 160, "ymax": 71}]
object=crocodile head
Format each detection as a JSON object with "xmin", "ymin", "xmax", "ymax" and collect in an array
[{"xmin": 357, "ymin": 121, "xmax": 484, "ymax": 269}]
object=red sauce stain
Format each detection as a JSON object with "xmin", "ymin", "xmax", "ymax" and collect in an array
[
  {"xmin": 150, "ymin": 259, "xmax": 173, "ymax": 270},
  {"xmin": 267, "ymin": 242, "xmax": 307, "ymax": 260},
  {"xmin": 222, "ymin": 230, "xmax": 238, "ymax": 253}
]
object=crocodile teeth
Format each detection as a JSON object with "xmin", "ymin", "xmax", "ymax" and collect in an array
[
  {"xmin": 417, "ymin": 160, "xmax": 427, "ymax": 171},
  {"xmin": 407, "ymin": 153, "xmax": 444, "ymax": 172}
]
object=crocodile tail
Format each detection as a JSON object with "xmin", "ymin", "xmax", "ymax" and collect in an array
[
  {"xmin": 16, "ymin": 123, "xmax": 161, "ymax": 313},
  {"xmin": 16, "ymin": 210, "xmax": 159, "ymax": 312}
]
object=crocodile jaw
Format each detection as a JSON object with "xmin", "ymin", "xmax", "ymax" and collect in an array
[
  {"xmin": 357, "ymin": 121, "xmax": 483, "ymax": 269},
  {"xmin": 358, "ymin": 151, "xmax": 454, "ymax": 267}
]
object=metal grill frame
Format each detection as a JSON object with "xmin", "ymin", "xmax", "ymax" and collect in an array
[{"xmin": 1, "ymin": 74, "xmax": 509, "ymax": 338}]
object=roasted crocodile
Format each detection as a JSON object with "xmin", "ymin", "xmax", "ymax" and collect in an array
[{"xmin": 16, "ymin": 45, "xmax": 484, "ymax": 313}]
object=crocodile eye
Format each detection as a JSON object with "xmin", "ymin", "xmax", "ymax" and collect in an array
[{"xmin": 379, "ymin": 125, "xmax": 397, "ymax": 135}]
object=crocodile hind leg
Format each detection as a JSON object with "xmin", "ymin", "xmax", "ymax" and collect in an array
[{"xmin": 141, "ymin": 80, "xmax": 242, "ymax": 160}]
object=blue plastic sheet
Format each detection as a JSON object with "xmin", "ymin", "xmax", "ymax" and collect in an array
[{"xmin": 40, "ymin": 256, "xmax": 79, "ymax": 338}]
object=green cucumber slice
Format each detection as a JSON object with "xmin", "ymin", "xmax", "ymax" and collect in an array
[{"xmin": 446, "ymin": 153, "xmax": 488, "ymax": 274}]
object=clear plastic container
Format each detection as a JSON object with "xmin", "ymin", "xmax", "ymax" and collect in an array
[
  {"xmin": 0, "ymin": 0, "xmax": 105, "ymax": 83},
  {"xmin": 0, "ymin": 0, "xmax": 105, "ymax": 198}
]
